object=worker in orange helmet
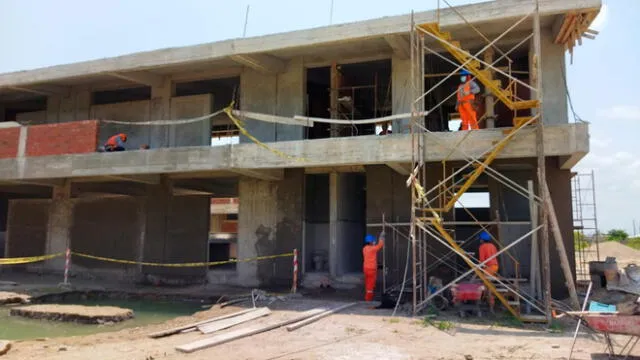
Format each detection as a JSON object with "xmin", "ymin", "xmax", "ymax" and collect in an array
[
  {"xmin": 104, "ymin": 133, "xmax": 127, "ymax": 152},
  {"xmin": 478, "ymin": 230, "xmax": 498, "ymax": 312},
  {"xmin": 363, "ymin": 232, "xmax": 385, "ymax": 302},
  {"xmin": 456, "ymin": 69, "xmax": 481, "ymax": 131}
]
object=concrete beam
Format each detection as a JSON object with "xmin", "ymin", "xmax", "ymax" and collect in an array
[
  {"xmin": 173, "ymin": 179, "xmax": 238, "ymax": 196},
  {"xmin": 104, "ymin": 174, "xmax": 161, "ymax": 185},
  {"xmin": 108, "ymin": 71, "xmax": 165, "ymax": 88},
  {"xmin": 230, "ymin": 54, "xmax": 287, "ymax": 74},
  {"xmin": 384, "ymin": 35, "xmax": 411, "ymax": 60},
  {"xmin": 230, "ymin": 169, "xmax": 284, "ymax": 181},
  {"xmin": 5, "ymin": 85, "xmax": 70, "ymax": 97},
  {"xmin": 12, "ymin": 179, "xmax": 67, "ymax": 187},
  {"xmin": 0, "ymin": 0, "xmax": 601, "ymax": 87},
  {"xmin": 0, "ymin": 124, "xmax": 588, "ymax": 181},
  {"xmin": 72, "ymin": 182, "xmax": 148, "ymax": 197},
  {"xmin": 386, "ymin": 162, "xmax": 412, "ymax": 175}
]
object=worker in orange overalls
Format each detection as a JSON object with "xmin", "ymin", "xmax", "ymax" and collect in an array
[
  {"xmin": 457, "ymin": 69, "xmax": 481, "ymax": 131},
  {"xmin": 363, "ymin": 232, "xmax": 385, "ymax": 301},
  {"xmin": 104, "ymin": 133, "xmax": 127, "ymax": 152},
  {"xmin": 478, "ymin": 230, "xmax": 498, "ymax": 312}
]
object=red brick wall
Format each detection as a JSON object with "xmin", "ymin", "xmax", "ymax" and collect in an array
[
  {"xmin": 26, "ymin": 120, "xmax": 99, "ymax": 157},
  {"xmin": 0, "ymin": 127, "xmax": 21, "ymax": 159}
]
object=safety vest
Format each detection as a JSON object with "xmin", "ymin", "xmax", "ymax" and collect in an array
[
  {"xmin": 457, "ymin": 81, "xmax": 475, "ymax": 103},
  {"xmin": 362, "ymin": 240, "xmax": 384, "ymax": 271}
]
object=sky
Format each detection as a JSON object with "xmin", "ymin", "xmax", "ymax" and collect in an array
[{"xmin": 0, "ymin": 0, "xmax": 637, "ymax": 234}]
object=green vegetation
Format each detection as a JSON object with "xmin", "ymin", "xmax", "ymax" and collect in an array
[
  {"xmin": 574, "ymin": 231, "xmax": 590, "ymax": 250},
  {"xmin": 606, "ymin": 229, "xmax": 629, "ymax": 242},
  {"xmin": 422, "ymin": 317, "xmax": 455, "ymax": 331},
  {"xmin": 626, "ymin": 237, "xmax": 640, "ymax": 250}
]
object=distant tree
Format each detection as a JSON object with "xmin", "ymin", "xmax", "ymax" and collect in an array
[
  {"xmin": 606, "ymin": 229, "xmax": 629, "ymax": 242},
  {"xmin": 574, "ymin": 231, "xmax": 590, "ymax": 250}
]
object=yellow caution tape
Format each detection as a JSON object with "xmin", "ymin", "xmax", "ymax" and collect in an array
[
  {"xmin": 71, "ymin": 251, "xmax": 293, "ymax": 268},
  {"xmin": 223, "ymin": 103, "xmax": 307, "ymax": 163},
  {"xmin": 0, "ymin": 253, "xmax": 63, "ymax": 265}
]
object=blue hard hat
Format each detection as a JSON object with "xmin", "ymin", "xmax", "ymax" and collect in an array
[
  {"xmin": 479, "ymin": 231, "xmax": 491, "ymax": 242},
  {"xmin": 460, "ymin": 69, "xmax": 471, "ymax": 76},
  {"xmin": 364, "ymin": 234, "xmax": 376, "ymax": 244}
]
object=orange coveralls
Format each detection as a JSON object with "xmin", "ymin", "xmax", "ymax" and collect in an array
[
  {"xmin": 479, "ymin": 241, "xmax": 499, "ymax": 309},
  {"xmin": 363, "ymin": 240, "xmax": 384, "ymax": 301},
  {"xmin": 457, "ymin": 81, "xmax": 479, "ymax": 130}
]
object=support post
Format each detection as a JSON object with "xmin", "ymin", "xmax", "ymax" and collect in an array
[
  {"xmin": 483, "ymin": 48, "xmax": 496, "ymax": 128},
  {"xmin": 533, "ymin": 0, "xmax": 552, "ymax": 324},
  {"xmin": 45, "ymin": 180, "xmax": 73, "ymax": 272},
  {"xmin": 329, "ymin": 62, "xmax": 340, "ymax": 138},
  {"xmin": 528, "ymin": 180, "xmax": 540, "ymax": 300},
  {"xmin": 541, "ymin": 177, "xmax": 580, "ymax": 310},
  {"xmin": 329, "ymin": 171, "xmax": 339, "ymax": 277}
]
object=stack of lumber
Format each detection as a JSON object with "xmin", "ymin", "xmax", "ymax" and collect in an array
[{"xmin": 175, "ymin": 302, "xmax": 359, "ymax": 353}]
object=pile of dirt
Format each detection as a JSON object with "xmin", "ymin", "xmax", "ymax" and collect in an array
[
  {"xmin": 0, "ymin": 291, "xmax": 30, "ymax": 305},
  {"xmin": 587, "ymin": 241, "xmax": 640, "ymax": 267},
  {"xmin": 9, "ymin": 304, "xmax": 134, "ymax": 324}
]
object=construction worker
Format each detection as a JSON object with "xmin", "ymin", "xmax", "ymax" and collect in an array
[
  {"xmin": 363, "ymin": 232, "xmax": 385, "ymax": 301},
  {"xmin": 478, "ymin": 230, "xmax": 499, "ymax": 276},
  {"xmin": 104, "ymin": 133, "xmax": 127, "ymax": 152},
  {"xmin": 457, "ymin": 69, "xmax": 481, "ymax": 131},
  {"xmin": 478, "ymin": 230, "xmax": 498, "ymax": 312},
  {"xmin": 379, "ymin": 122, "xmax": 392, "ymax": 135}
]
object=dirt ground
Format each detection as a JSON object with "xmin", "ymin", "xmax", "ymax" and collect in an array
[
  {"xmin": 2, "ymin": 298, "xmax": 634, "ymax": 360},
  {"xmin": 585, "ymin": 242, "xmax": 640, "ymax": 268}
]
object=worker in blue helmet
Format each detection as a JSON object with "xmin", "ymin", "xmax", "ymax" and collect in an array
[
  {"xmin": 457, "ymin": 68, "xmax": 481, "ymax": 131},
  {"xmin": 363, "ymin": 232, "xmax": 385, "ymax": 301},
  {"xmin": 478, "ymin": 230, "xmax": 499, "ymax": 276}
]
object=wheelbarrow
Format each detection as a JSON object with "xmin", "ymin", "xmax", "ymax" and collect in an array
[
  {"xmin": 451, "ymin": 282, "xmax": 485, "ymax": 318},
  {"xmin": 565, "ymin": 311, "xmax": 640, "ymax": 359}
]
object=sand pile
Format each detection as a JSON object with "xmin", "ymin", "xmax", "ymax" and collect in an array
[{"xmin": 0, "ymin": 291, "xmax": 30, "ymax": 305}]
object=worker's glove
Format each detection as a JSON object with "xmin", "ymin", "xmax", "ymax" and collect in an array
[{"xmin": 379, "ymin": 231, "xmax": 386, "ymax": 241}]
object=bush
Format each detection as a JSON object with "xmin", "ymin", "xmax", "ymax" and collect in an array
[{"xmin": 606, "ymin": 229, "xmax": 629, "ymax": 242}]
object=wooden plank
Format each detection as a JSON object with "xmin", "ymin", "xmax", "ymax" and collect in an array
[
  {"xmin": 176, "ymin": 308, "xmax": 327, "ymax": 353},
  {"xmin": 198, "ymin": 307, "xmax": 271, "ymax": 334},
  {"xmin": 148, "ymin": 308, "xmax": 258, "ymax": 338},
  {"xmin": 285, "ymin": 302, "xmax": 358, "ymax": 331}
]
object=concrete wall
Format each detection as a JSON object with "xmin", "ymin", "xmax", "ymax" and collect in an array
[
  {"xmin": 142, "ymin": 180, "xmax": 209, "ymax": 279},
  {"xmin": 336, "ymin": 173, "xmax": 366, "ymax": 275},
  {"xmin": 239, "ymin": 58, "xmax": 305, "ymax": 143},
  {"xmin": 365, "ymin": 165, "xmax": 411, "ymax": 286},
  {"xmin": 238, "ymin": 169, "xmax": 304, "ymax": 286},
  {"xmin": 391, "ymin": 55, "xmax": 412, "ymax": 134},
  {"xmin": 6, "ymin": 200, "xmax": 48, "ymax": 258},
  {"xmin": 71, "ymin": 197, "xmax": 140, "ymax": 274}
]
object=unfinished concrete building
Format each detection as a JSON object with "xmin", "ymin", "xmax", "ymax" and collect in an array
[{"xmin": 0, "ymin": 0, "xmax": 600, "ymax": 317}]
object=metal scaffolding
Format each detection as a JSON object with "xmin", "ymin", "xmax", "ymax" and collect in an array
[
  {"xmin": 404, "ymin": 0, "xmax": 568, "ymax": 322},
  {"xmin": 572, "ymin": 170, "xmax": 601, "ymax": 281}
]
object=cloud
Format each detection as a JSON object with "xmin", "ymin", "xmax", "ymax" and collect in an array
[
  {"xmin": 591, "ymin": 4, "xmax": 608, "ymax": 32},
  {"xmin": 596, "ymin": 105, "xmax": 640, "ymax": 121}
]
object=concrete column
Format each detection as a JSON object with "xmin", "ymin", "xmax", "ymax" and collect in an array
[
  {"xmin": 46, "ymin": 96, "xmax": 61, "ymax": 123},
  {"xmin": 136, "ymin": 198, "xmax": 147, "ymax": 276},
  {"xmin": 45, "ymin": 180, "xmax": 73, "ymax": 271},
  {"xmin": 483, "ymin": 48, "xmax": 496, "ymax": 129},
  {"xmin": 276, "ymin": 57, "xmax": 305, "ymax": 141},
  {"xmin": 328, "ymin": 172, "xmax": 339, "ymax": 277},
  {"xmin": 392, "ymin": 55, "xmax": 412, "ymax": 134},
  {"xmin": 545, "ymin": 157, "xmax": 575, "ymax": 298},
  {"xmin": 529, "ymin": 29, "xmax": 567, "ymax": 125},
  {"xmin": 238, "ymin": 169, "xmax": 304, "ymax": 286},
  {"xmin": 52, "ymin": 89, "xmax": 91, "ymax": 123},
  {"xmin": 240, "ymin": 69, "xmax": 277, "ymax": 143},
  {"xmin": 237, "ymin": 177, "xmax": 278, "ymax": 286},
  {"xmin": 150, "ymin": 76, "xmax": 173, "ymax": 147}
]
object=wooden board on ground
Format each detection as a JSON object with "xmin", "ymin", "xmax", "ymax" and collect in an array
[
  {"xmin": 285, "ymin": 302, "xmax": 358, "ymax": 331},
  {"xmin": 198, "ymin": 307, "xmax": 271, "ymax": 334},
  {"xmin": 148, "ymin": 308, "xmax": 258, "ymax": 338},
  {"xmin": 176, "ymin": 308, "xmax": 327, "ymax": 353}
]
